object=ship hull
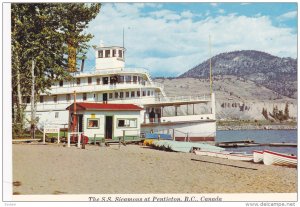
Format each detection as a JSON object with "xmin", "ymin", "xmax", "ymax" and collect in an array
[{"xmin": 141, "ymin": 119, "xmax": 216, "ymax": 142}]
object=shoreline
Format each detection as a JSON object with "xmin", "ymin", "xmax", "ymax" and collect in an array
[{"xmin": 217, "ymin": 122, "xmax": 297, "ymax": 131}]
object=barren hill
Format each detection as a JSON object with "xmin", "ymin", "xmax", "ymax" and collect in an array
[{"xmin": 179, "ymin": 50, "xmax": 297, "ymax": 98}]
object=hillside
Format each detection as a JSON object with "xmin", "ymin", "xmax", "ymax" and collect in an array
[
  {"xmin": 179, "ymin": 50, "xmax": 297, "ymax": 98},
  {"xmin": 154, "ymin": 77, "xmax": 297, "ymax": 120}
]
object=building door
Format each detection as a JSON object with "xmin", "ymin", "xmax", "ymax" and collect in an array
[
  {"xmin": 103, "ymin": 93, "xmax": 108, "ymax": 103},
  {"xmin": 78, "ymin": 114, "xmax": 83, "ymax": 132},
  {"xmin": 105, "ymin": 116, "xmax": 113, "ymax": 139}
]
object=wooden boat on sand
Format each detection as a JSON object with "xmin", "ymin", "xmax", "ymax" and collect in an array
[
  {"xmin": 253, "ymin": 150, "xmax": 264, "ymax": 163},
  {"xmin": 263, "ymin": 150, "xmax": 297, "ymax": 167},
  {"xmin": 194, "ymin": 150, "xmax": 253, "ymax": 161}
]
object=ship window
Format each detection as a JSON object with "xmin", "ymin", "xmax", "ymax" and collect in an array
[
  {"xmin": 55, "ymin": 112, "xmax": 59, "ymax": 118},
  {"xmin": 103, "ymin": 77, "xmax": 108, "ymax": 84},
  {"xmin": 119, "ymin": 76, "xmax": 124, "ymax": 83},
  {"xmin": 117, "ymin": 119, "xmax": 137, "ymax": 128},
  {"xmin": 59, "ymin": 80, "xmax": 63, "ymax": 87},
  {"xmin": 53, "ymin": 95, "xmax": 57, "ymax": 103},
  {"xmin": 133, "ymin": 76, "xmax": 137, "ymax": 83},
  {"xmin": 40, "ymin": 96, "xmax": 44, "ymax": 103},
  {"xmin": 147, "ymin": 91, "xmax": 150, "ymax": 96},
  {"xmin": 110, "ymin": 76, "xmax": 118, "ymax": 85},
  {"xmin": 125, "ymin": 76, "xmax": 131, "ymax": 83},
  {"xmin": 126, "ymin": 92, "xmax": 130, "ymax": 98},
  {"xmin": 83, "ymin": 93, "xmax": 87, "ymax": 101},
  {"xmin": 113, "ymin": 50, "xmax": 117, "ymax": 57},
  {"xmin": 76, "ymin": 78, "xmax": 80, "ymax": 85},
  {"xmin": 105, "ymin": 50, "xmax": 110, "ymax": 58},
  {"xmin": 96, "ymin": 78, "xmax": 100, "ymax": 85},
  {"xmin": 88, "ymin": 77, "xmax": 92, "ymax": 85},
  {"xmin": 142, "ymin": 91, "xmax": 146, "ymax": 96},
  {"xmin": 118, "ymin": 50, "xmax": 123, "ymax": 58},
  {"xmin": 87, "ymin": 118, "xmax": 99, "ymax": 129},
  {"xmin": 109, "ymin": 93, "xmax": 113, "ymax": 99},
  {"xmin": 131, "ymin": 91, "xmax": 135, "ymax": 97},
  {"xmin": 66, "ymin": 94, "xmax": 71, "ymax": 102},
  {"xmin": 137, "ymin": 91, "xmax": 140, "ymax": 97},
  {"xmin": 98, "ymin": 50, "xmax": 103, "ymax": 58},
  {"xmin": 120, "ymin": 92, "xmax": 124, "ymax": 98},
  {"xmin": 115, "ymin": 92, "xmax": 119, "ymax": 98}
]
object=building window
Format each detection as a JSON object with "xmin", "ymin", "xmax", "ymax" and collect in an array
[
  {"xmin": 40, "ymin": 96, "xmax": 44, "ymax": 103},
  {"xmin": 120, "ymin": 92, "xmax": 124, "ymax": 98},
  {"xmin": 96, "ymin": 78, "xmax": 100, "ymax": 85},
  {"xmin": 59, "ymin": 80, "xmax": 63, "ymax": 87},
  {"xmin": 131, "ymin": 91, "xmax": 135, "ymax": 97},
  {"xmin": 55, "ymin": 112, "xmax": 59, "ymax": 118},
  {"xmin": 83, "ymin": 93, "xmax": 87, "ymax": 101},
  {"xmin": 98, "ymin": 50, "xmax": 103, "ymax": 58},
  {"xmin": 88, "ymin": 77, "xmax": 92, "ymax": 85},
  {"xmin": 118, "ymin": 50, "xmax": 123, "ymax": 58},
  {"xmin": 142, "ymin": 91, "xmax": 146, "ymax": 96},
  {"xmin": 53, "ymin": 95, "xmax": 57, "ymax": 103},
  {"xmin": 137, "ymin": 91, "xmax": 140, "ymax": 97},
  {"xmin": 117, "ymin": 119, "xmax": 137, "ymax": 128},
  {"xmin": 109, "ymin": 93, "xmax": 113, "ymax": 99},
  {"xmin": 113, "ymin": 50, "xmax": 117, "ymax": 57},
  {"xmin": 115, "ymin": 92, "xmax": 119, "ymax": 98},
  {"xmin": 105, "ymin": 50, "xmax": 110, "ymax": 58},
  {"xmin": 151, "ymin": 91, "xmax": 154, "ymax": 96},
  {"xmin": 66, "ymin": 94, "xmax": 71, "ymax": 102},
  {"xmin": 147, "ymin": 91, "xmax": 150, "ymax": 96},
  {"xmin": 126, "ymin": 91, "xmax": 130, "ymax": 98},
  {"xmin": 76, "ymin": 78, "xmax": 80, "ymax": 85},
  {"xmin": 103, "ymin": 77, "xmax": 109, "ymax": 84},
  {"xmin": 87, "ymin": 118, "xmax": 100, "ymax": 129}
]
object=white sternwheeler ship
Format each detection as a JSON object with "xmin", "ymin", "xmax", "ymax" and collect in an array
[{"xmin": 24, "ymin": 41, "xmax": 216, "ymax": 142}]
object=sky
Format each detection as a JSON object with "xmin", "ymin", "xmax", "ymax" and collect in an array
[{"xmin": 83, "ymin": 2, "xmax": 297, "ymax": 77}]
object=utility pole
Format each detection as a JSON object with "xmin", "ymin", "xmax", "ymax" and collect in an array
[{"xmin": 31, "ymin": 60, "xmax": 36, "ymax": 139}]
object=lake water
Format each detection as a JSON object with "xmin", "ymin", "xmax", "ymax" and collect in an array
[{"xmin": 216, "ymin": 130, "xmax": 297, "ymax": 155}]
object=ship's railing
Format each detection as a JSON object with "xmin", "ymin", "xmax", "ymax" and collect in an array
[
  {"xmin": 45, "ymin": 81, "xmax": 164, "ymax": 95},
  {"xmin": 73, "ymin": 67, "xmax": 150, "ymax": 76},
  {"xmin": 155, "ymin": 95, "xmax": 211, "ymax": 103}
]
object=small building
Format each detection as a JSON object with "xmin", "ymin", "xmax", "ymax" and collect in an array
[{"xmin": 66, "ymin": 102, "xmax": 143, "ymax": 142}]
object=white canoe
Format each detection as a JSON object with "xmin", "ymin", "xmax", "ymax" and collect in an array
[
  {"xmin": 263, "ymin": 150, "xmax": 297, "ymax": 167},
  {"xmin": 195, "ymin": 150, "xmax": 253, "ymax": 161},
  {"xmin": 226, "ymin": 153, "xmax": 253, "ymax": 161},
  {"xmin": 253, "ymin": 150, "xmax": 264, "ymax": 163}
]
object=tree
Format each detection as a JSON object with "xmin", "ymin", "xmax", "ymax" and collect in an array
[
  {"xmin": 284, "ymin": 102, "xmax": 289, "ymax": 120},
  {"xmin": 11, "ymin": 3, "xmax": 101, "ymax": 135},
  {"xmin": 55, "ymin": 3, "xmax": 101, "ymax": 72}
]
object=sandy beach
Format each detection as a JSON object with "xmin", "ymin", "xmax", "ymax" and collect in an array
[{"xmin": 12, "ymin": 143, "xmax": 296, "ymax": 195}]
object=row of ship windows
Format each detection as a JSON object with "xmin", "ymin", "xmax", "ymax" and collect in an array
[
  {"xmin": 97, "ymin": 49, "xmax": 124, "ymax": 58},
  {"xmin": 30, "ymin": 90, "xmax": 155, "ymax": 103},
  {"xmin": 58, "ymin": 75, "xmax": 146, "ymax": 87}
]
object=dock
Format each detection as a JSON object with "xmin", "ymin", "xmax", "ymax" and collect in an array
[{"xmin": 216, "ymin": 140, "xmax": 297, "ymax": 148}]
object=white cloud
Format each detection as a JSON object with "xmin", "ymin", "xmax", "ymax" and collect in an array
[
  {"xmin": 277, "ymin": 11, "xmax": 297, "ymax": 21},
  {"xmin": 86, "ymin": 3, "xmax": 297, "ymax": 76},
  {"xmin": 218, "ymin": 9, "xmax": 225, "ymax": 14}
]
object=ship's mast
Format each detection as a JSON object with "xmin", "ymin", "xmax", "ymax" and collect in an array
[{"xmin": 209, "ymin": 35, "xmax": 213, "ymax": 95}]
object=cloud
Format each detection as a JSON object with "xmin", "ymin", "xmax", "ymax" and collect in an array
[
  {"xmin": 218, "ymin": 9, "xmax": 225, "ymax": 14},
  {"xmin": 277, "ymin": 11, "xmax": 297, "ymax": 21},
  {"xmin": 85, "ymin": 3, "xmax": 297, "ymax": 77}
]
